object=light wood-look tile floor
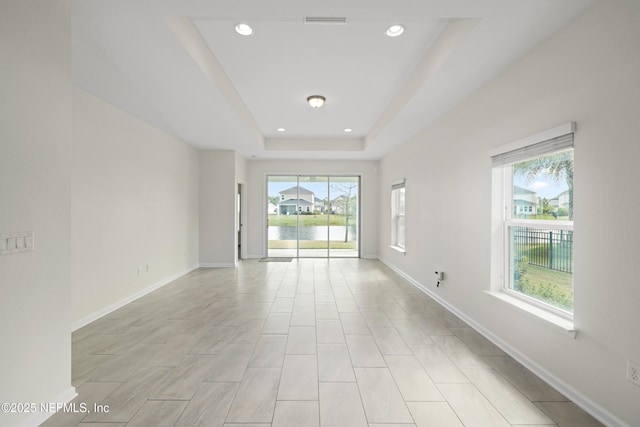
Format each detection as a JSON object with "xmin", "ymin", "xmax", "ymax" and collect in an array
[{"xmin": 42, "ymin": 259, "xmax": 604, "ymax": 427}]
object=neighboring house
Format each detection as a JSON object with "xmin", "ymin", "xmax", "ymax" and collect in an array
[
  {"xmin": 513, "ymin": 185, "xmax": 538, "ymax": 216},
  {"xmin": 316, "ymin": 198, "xmax": 328, "ymax": 213},
  {"xmin": 267, "ymin": 202, "xmax": 277, "ymax": 214},
  {"xmin": 549, "ymin": 190, "xmax": 569, "ymax": 210},
  {"xmin": 330, "ymin": 194, "xmax": 349, "ymax": 214},
  {"xmin": 557, "ymin": 190, "xmax": 570, "ymax": 210},
  {"xmin": 278, "ymin": 186, "xmax": 315, "ymax": 214}
]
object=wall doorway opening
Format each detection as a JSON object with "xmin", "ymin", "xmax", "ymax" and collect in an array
[
  {"xmin": 237, "ymin": 183, "xmax": 243, "ymax": 261},
  {"xmin": 267, "ymin": 175, "xmax": 360, "ymax": 258}
]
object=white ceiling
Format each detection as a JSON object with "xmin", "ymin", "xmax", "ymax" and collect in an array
[{"xmin": 72, "ymin": 0, "xmax": 595, "ymax": 160}]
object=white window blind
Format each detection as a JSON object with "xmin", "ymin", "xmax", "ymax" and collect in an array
[
  {"xmin": 491, "ymin": 133, "xmax": 574, "ymax": 167},
  {"xmin": 391, "ymin": 179, "xmax": 405, "ymax": 190}
]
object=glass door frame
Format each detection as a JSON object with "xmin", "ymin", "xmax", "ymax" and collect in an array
[{"xmin": 265, "ymin": 174, "xmax": 361, "ymax": 258}]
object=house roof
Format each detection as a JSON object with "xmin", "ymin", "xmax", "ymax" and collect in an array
[
  {"xmin": 279, "ymin": 198, "xmax": 313, "ymax": 206},
  {"xmin": 514, "ymin": 185, "xmax": 536, "ymax": 195},
  {"xmin": 513, "ymin": 199, "xmax": 536, "ymax": 205},
  {"xmin": 280, "ymin": 186, "xmax": 314, "ymax": 195}
]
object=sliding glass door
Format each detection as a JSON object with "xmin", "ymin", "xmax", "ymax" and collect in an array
[
  {"xmin": 267, "ymin": 176, "xmax": 298, "ymax": 257},
  {"xmin": 267, "ymin": 175, "xmax": 359, "ymax": 258},
  {"xmin": 297, "ymin": 176, "xmax": 329, "ymax": 258},
  {"xmin": 328, "ymin": 176, "xmax": 359, "ymax": 258}
]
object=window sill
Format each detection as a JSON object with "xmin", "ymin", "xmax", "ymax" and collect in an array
[
  {"xmin": 389, "ymin": 245, "xmax": 406, "ymax": 254},
  {"xmin": 485, "ymin": 291, "xmax": 577, "ymax": 338}
]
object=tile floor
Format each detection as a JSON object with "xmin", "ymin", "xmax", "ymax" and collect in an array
[{"xmin": 42, "ymin": 259, "xmax": 603, "ymax": 427}]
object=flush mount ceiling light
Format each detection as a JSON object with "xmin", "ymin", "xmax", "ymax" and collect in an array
[
  {"xmin": 235, "ymin": 23, "xmax": 253, "ymax": 36},
  {"xmin": 344, "ymin": 128, "xmax": 353, "ymax": 133},
  {"xmin": 277, "ymin": 128, "xmax": 286, "ymax": 132},
  {"xmin": 385, "ymin": 24, "xmax": 405, "ymax": 37},
  {"xmin": 307, "ymin": 95, "xmax": 326, "ymax": 109}
]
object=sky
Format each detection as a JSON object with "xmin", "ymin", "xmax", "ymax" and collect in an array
[
  {"xmin": 268, "ymin": 178, "xmax": 358, "ymax": 200},
  {"xmin": 514, "ymin": 171, "xmax": 568, "ymax": 199}
]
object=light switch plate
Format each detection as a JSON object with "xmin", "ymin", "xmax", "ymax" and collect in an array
[{"xmin": 1, "ymin": 231, "xmax": 34, "ymax": 255}]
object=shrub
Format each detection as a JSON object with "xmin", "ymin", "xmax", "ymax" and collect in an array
[
  {"xmin": 514, "ymin": 255, "xmax": 573, "ymax": 310},
  {"xmin": 519, "ymin": 280, "xmax": 573, "ymax": 310},
  {"xmin": 514, "ymin": 256, "xmax": 528, "ymax": 289}
]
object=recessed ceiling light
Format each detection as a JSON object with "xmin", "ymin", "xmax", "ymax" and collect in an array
[
  {"xmin": 235, "ymin": 23, "xmax": 253, "ymax": 36},
  {"xmin": 344, "ymin": 128, "xmax": 353, "ymax": 133},
  {"xmin": 307, "ymin": 95, "xmax": 326, "ymax": 108},
  {"xmin": 386, "ymin": 24, "xmax": 405, "ymax": 37},
  {"xmin": 277, "ymin": 128, "xmax": 286, "ymax": 132}
]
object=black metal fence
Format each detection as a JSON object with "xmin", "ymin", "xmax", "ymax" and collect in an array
[{"xmin": 512, "ymin": 227, "xmax": 573, "ymax": 274}]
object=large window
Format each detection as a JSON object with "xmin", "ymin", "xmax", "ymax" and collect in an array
[
  {"xmin": 492, "ymin": 126, "xmax": 574, "ymax": 317},
  {"xmin": 391, "ymin": 180, "xmax": 406, "ymax": 251}
]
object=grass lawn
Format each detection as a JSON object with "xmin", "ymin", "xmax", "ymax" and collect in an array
[
  {"xmin": 525, "ymin": 264, "xmax": 572, "ymax": 291},
  {"xmin": 268, "ymin": 214, "xmax": 350, "ymax": 226},
  {"xmin": 516, "ymin": 214, "xmax": 570, "ymax": 220},
  {"xmin": 268, "ymin": 240, "xmax": 356, "ymax": 249}
]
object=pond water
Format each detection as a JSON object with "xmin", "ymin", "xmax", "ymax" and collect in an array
[{"xmin": 268, "ymin": 225, "xmax": 357, "ymax": 241}]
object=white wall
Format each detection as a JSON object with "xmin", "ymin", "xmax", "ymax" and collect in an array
[
  {"xmin": 246, "ymin": 159, "xmax": 379, "ymax": 259},
  {"xmin": 200, "ymin": 150, "xmax": 237, "ymax": 267},
  {"xmin": 378, "ymin": 1, "xmax": 640, "ymax": 425},
  {"xmin": 0, "ymin": 1, "xmax": 74, "ymax": 426},
  {"xmin": 236, "ymin": 152, "xmax": 248, "ymax": 184},
  {"xmin": 72, "ymin": 87, "xmax": 199, "ymax": 326}
]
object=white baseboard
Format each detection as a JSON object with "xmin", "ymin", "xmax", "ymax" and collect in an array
[
  {"xmin": 19, "ymin": 386, "xmax": 77, "ymax": 427},
  {"xmin": 200, "ymin": 263, "xmax": 236, "ymax": 268},
  {"xmin": 379, "ymin": 257, "xmax": 630, "ymax": 427},
  {"xmin": 71, "ymin": 265, "xmax": 199, "ymax": 331},
  {"xmin": 362, "ymin": 254, "xmax": 378, "ymax": 259}
]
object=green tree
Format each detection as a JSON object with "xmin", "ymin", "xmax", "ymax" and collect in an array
[
  {"xmin": 514, "ymin": 151, "xmax": 573, "ymax": 220},
  {"xmin": 331, "ymin": 182, "xmax": 357, "ymax": 242},
  {"xmin": 541, "ymin": 197, "xmax": 551, "ymax": 215}
]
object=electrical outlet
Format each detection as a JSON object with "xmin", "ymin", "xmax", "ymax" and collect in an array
[
  {"xmin": 435, "ymin": 271, "xmax": 444, "ymax": 287},
  {"xmin": 628, "ymin": 360, "xmax": 640, "ymax": 387}
]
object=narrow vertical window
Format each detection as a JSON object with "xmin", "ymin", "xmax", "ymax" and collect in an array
[{"xmin": 391, "ymin": 180, "xmax": 406, "ymax": 251}]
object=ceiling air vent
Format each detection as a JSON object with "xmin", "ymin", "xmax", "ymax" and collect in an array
[{"xmin": 304, "ymin": 17, "xmax": 347, "ymax": 25}]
